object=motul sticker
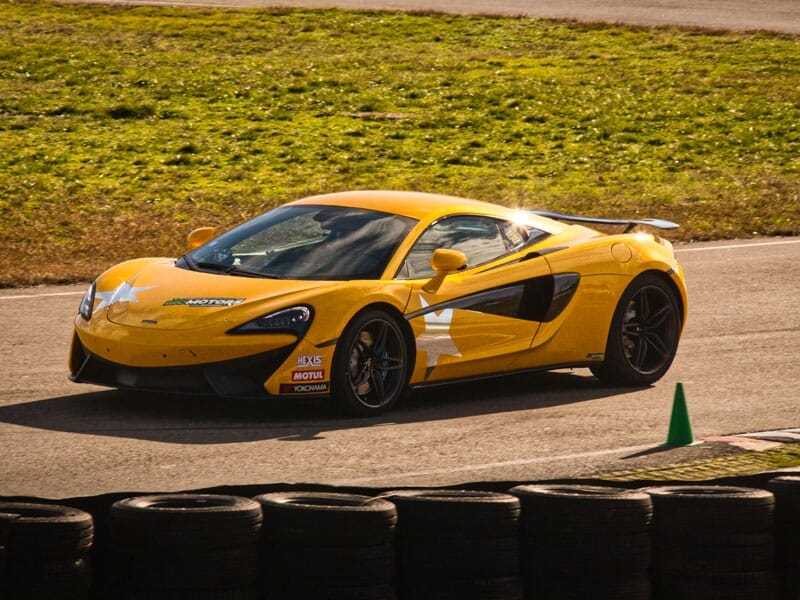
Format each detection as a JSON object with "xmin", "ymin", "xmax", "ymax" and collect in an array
[
  {"xmin": 280, "ymin": 383, "xmax": 330, "ymax": 394},
  {"xmin": 292, "ymin": 370, "xmax": 325, "ymax": 382}
]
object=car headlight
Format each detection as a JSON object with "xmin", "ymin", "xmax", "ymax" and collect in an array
[
  {"xmin": 78, "ymin": 282, "xmax": 96, "ymax": 321},
  {"xmin": 228, "ymin": 305, "xmax": 313, "ymax": 335}
]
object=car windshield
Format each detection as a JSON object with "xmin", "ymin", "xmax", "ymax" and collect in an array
[{"xmin": 182, "ymin": 205, "xmax": 417, "ymax": 280}]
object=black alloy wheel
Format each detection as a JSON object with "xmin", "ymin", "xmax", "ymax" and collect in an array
[
  {"xmin": 592, "ymin": 273, "xmax": 682, "ymax": 386},
  {"xmin": 333, "ymin": 309, "xmax": 409, "ymax": 416}
]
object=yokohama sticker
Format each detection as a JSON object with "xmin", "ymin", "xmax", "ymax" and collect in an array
[
  {"xmin": 280, "ymin": 383, "xmax": 330, "ymax": 394},
  {"xmin": 292, "ymin": 370, "xmax": 325, "ymax": 382}
]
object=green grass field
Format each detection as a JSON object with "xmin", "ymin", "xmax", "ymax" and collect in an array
[{"xmin": 1, "ymin": 1, "xmax": 798, "ymax": 286}]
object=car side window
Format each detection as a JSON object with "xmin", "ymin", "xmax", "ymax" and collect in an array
[{"xmin": 399, "ymin": 215, "xmax": 530, "ymax": 279}]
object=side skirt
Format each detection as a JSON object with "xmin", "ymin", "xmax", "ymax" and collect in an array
[{"xmin": 406, "ymin": 361, "xmax": 600, "ymax": 391}]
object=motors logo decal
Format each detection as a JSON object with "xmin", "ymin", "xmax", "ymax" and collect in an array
[
  {"xmin": 291, "ymin": 370, "xmax": 325, "ymax": 382},
  {"xmin": 163, "ymin": 297, "xmax": 245, "ymax": 307}
]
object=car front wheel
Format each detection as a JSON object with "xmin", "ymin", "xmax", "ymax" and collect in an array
[{"xmin": 332, "ymin": 309, "xmax": 409, "ymax": 417}]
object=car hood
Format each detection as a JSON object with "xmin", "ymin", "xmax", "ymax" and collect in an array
[{"xmin": 99, "ymin": 259, "xmax": 337, "ymax": 330}]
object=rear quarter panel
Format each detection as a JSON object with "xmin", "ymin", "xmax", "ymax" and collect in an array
[{"xmin": 522, "ymin": 232, "xmax": 686, "ymax": 367}]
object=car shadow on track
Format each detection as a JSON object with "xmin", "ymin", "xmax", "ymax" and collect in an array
[{"xmin": 0, "ymin": 370, "xmax": 639, "ymax": 444}]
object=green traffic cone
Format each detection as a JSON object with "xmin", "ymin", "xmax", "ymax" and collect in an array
[{"xmin": 666, "ymin": 382, "xmax": 695, "ymax": 446}]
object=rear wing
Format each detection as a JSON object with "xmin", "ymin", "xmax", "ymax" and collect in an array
[{"xmin": 530, "ymin": 210, "xmax": 680, "ymax": 233}]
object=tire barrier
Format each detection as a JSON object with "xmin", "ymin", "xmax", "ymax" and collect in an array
[
  {"xmin": 1, "ymin": 476, "xmax": 799, "ymax": 599},
  {"xmin": 510, "ymin": 484, "xmax": 652, "ymax": 600},
  {"xmin": 768, "ymin": 476, "xmax": 800, "ymax": 599},
  {"xmin": 380, "ymin": 489, "xmax": 523, "ymax": 599},
  {"xmin": 0, "ymin": 502, "xmax": 93, "ymax": 600},
  {"xmin": 254, "ymin": 492, "xmax": 397, "ymax": 599},
  {"xmin": 0, "ymin": 512, "xmax": 10, "ymax": 590},
  {"xmin": 644, "ymin": 485, "xmax": 778, "ymax": 600},
  {"xmin": 106, "ymin": 494, "xmax": 262, "ymax": 600}
]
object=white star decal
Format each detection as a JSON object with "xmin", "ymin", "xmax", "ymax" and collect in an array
[
  {"xmin": 95, "ymin": 282, "xmax": 155, "ymax": 311},
  {"xmin": 415, "ymin": 296, "xmax": 462, "ymax": 376}
]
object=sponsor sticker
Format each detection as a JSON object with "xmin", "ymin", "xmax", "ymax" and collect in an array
[
  {"xmin": 163, "ymin": 297, "xmax": 245, "ymax": 307},
  {"xmin": 297, "ymin": 355, "xmax": 323, "ymax": 368},
  {"xmin": 292, "ymin": 370, "xmax": 325, "ymax": 382},
  {"xmin": 280, "ymin": 383, "xmax": 330, "ymax": 394}
]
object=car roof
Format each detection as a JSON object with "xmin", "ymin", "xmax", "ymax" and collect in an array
[{"xmin": 289, "ymin": 190, "xmax": 530, "ymax": 223}]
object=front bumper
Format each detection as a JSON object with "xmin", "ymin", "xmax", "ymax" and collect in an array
[{"xmin": 69, "ymin": 333, "xmax": 295, "ymax": 399}]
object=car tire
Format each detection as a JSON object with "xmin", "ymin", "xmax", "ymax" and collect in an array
[
  {"xmin": 255, "ymin": 492, "xmax": 398, "ymax": 547},
  {"xmin": 0, "ymin": 503, "xmax": 94, "ymax": 600},
  {"xmin": 591, "ymin": 272, "xmax": 682, "ymax": 386},
  {"xmin": 400, "ymin": 575, "xmax": 524, "ymax": 600},
  {"xmin": 379, "ymin": 489, "xmax": 521, "ymax": 539},
  {"xmin": 510, "ymin": 484, "xmax": 653, "ymax": 598},
  {"xmin": 1, "ymin": 557, "xmax": 92, "ymax": 600},
  {"xmin": 254, "ymin": 492, "xmax": 397, "ymax": 599},
  {"xmin": 332, "ymin": 309, "xmax": 410, "ymax": 417},
  {"xmin": 653, "ymin": 569, "xmax": 779, "ymax": 600},
  {"xmin": 0, "ymin": 502, "xmax": 93, "ymax": 561},
  {"xmin": 106, "ymin": 494, "xmax": 261, "ymax": 599},
  {"xmin": 643, "ymin": 485, "xmax": 775, "ymax": 533},
  {"xmin": 529, "ymin": 572, "xmax": 651, "ymax": 600},
  {"xmin": 767, "ymin": 475, "xmax": 800, "ymax": 569},
  {"xmin": 107, "ymin": 544, "xmax": 259, "ymax": 590},
  {"xmin": 509, "ymin": 484, "xmax": 653, "ymax": 535},
  {"xmin": 381, "ymin": 489, "xmax": 521, "ymax": 591},
  {"xmin": 644, "ymin": 485, "xmax": 778, "ymax": 599},
  {"xmin": 110, "ymin": 494, "xmax": 263, "ymax": 550}
]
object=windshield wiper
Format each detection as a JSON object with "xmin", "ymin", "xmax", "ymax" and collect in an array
[
  {"xmin": 194, "ymin": 261, "xmax": 233, "ymax": 272},
  {"xmin": 195, "ymin": 261, "xmax": 282, "ymax": 279}
]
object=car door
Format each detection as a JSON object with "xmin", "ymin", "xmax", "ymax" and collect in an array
[{"xmin": 399, "ymin": 214, "xmax": 553, "ymax": 384}]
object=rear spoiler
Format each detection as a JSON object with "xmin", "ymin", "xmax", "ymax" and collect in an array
[{"xmin": 530, "ymin": 210, "xmax": 680, "ymax": 233}]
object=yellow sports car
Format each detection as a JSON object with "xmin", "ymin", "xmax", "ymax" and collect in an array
[{"xmin": 70, "ymin": 191, "xmax": 687, "ymax": 416}]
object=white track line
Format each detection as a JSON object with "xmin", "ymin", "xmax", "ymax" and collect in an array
[
  {"xmin": 336, "ymin": 442, "xmax": 657, "ymax": 485},
  {"xmin": 676, "ymin": 238, "xmax": 800, "ymax": 253},
  {"xmin": 0, "ymin": 291, "xmax": 85, "ymax": 301},
  {"xmin": 339, "ymin": 425, "xmax": 800, "ymax": 484},
  {"xmin": 80, "ymin": 0, "xmax": 237, "ymax": 5}
]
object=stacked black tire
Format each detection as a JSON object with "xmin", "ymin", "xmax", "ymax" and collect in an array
[
  {"xmin": 0, "ymin": 502, "xmax": 93, "ymax": 600},
  {"xmin": 381, "ymin": 489, "xmax": 523, "ymax": 600},
  {"xmin": 645, "ymin": 485, "xmax": 778, "ymax": 600},
  {"xmin": 255, "ymin": 492, "xmax": 397, "ymax": 599},
  {"xmin": 0, "ymin": 512, "xmax": 7, "ymax": 589},
  {"xmin": 510, "ymin": 484, "xmax": 653, "ymax": 600},
  {"xmin": 767, "ymin": 476, "xmax": 800, "ymax": 599},
  {"xmin": 106, "ymin": 494, "xmax": 263, "ymax": 600}
]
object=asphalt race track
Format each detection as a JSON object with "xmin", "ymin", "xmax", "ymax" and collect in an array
[
  {"xmin": 1, "ymin": 237, "xmax": 798, "ymax": 498},
  {"xmin": 72, "ymin": 0, "xmax": 800, "ymax": 34},
  {"xmin": 3, "ymin": 0, "xmax": 799, "ymax": 500}
]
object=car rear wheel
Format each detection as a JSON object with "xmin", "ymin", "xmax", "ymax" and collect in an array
[
  {"xmin": 591, "ymin": 272, "xmax": 682, "ymax": 386},
  {"xmin": 332, "ymin": 309, "xmax": 409, "ymax": 417}
]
